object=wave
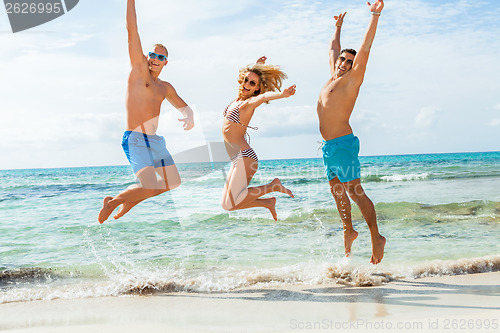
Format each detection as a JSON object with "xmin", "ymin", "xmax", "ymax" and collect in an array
[
  {"xmin": 166, "ymin": 199, "xmax": 499, "ymax": 228},
  {"xmin": 327, "ymin": 255, "xmax": 500, "ymax": 286},
  {"xmin": 0, "ymin": 182, "xmax": 133, "ymax": 201},
  {"xmin": 248, "ymin": 170, "xmax": 498, "ymax": 185},
  {"xmin": 279, "ymin": 200, "xmax": 500, "ymax": 225},
  {"xmin": 0, "ymin": 268, "xmax": 58, "ymax": 286},
  {"xmin": 379, "ymin": 173, "xmax": 430, "ymax": 182},
  {"xmin": 2, "ymin": 255, "xmax": 499, "ymax": 304},
  {"xmin": 362, "ymin": 172, "xmax": 500, "ymax": 183},
  {"xmin": 1, "ymin": 166, "xmax": 498, "ymax": 202},
  {"xmin": 255, "ymin": 171, "xmax": 499, "ymax": 185},
  {"xmin": 361, "ymin": 173, "xmax": 430, "ymax": 183}
]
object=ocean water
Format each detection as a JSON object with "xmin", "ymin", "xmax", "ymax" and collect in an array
[{"xmin": 0, "ymin": 151, "xmax": 499, "ymax": 303}]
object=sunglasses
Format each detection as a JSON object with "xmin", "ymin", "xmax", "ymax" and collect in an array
[
  {"xmin": 148, "ymin": 52, "xmax": 167, "ymax": 61},
  {"xmin": 244, "ymin": 77, "xmax": 258, "ymax": 87}
]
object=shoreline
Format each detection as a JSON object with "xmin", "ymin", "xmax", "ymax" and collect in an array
[{"xmin": 1, "ymin": 271, "xmax": 499, "ymax": 332}]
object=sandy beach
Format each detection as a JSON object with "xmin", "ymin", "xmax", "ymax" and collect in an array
[
  {"xmin": 1, "ymin": 271, "xmax": 499, "ymax": 332},
  {"xmin": 1, "ymin": 0, "xmax": 499, "ymax": 332}
]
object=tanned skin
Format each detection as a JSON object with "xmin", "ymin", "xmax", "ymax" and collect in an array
[
  {"xmin": 98, "ymin": 0, "xmax": 194, "ymax": 223},
  {"xmin": 317, "ymin": 1, "xmax": 386, "ymax": 264}
]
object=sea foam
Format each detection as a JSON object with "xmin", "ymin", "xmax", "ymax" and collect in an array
[{"xmin": 2, "ymin": 255, "xmax": 499, "ymax": 304}]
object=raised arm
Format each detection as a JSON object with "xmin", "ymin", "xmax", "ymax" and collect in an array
[
  {"xmin": 351, "ymin": 0, "xmax": 384, "ymax": 81},
  {"xmin": 329, "ymin": 12, "xmax": 346, "ymax": 76},
  {"xmin": 127, "ymin": 0, "xmax": 145, "ymax": 67},
  {"xmin": 245, "ymin": 85, "xmax": 296, "ymax": 110}
]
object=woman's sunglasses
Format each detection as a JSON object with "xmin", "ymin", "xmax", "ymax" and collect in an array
[
  {"xmin": 244, "ymin": 77, "xmax": 258, "ymax": 87},
  {"xmin": 148, "ymin": 52, "xmax": 167, "ymax": 61}
]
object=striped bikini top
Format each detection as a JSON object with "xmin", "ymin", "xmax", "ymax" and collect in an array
[{"xmin": 223, "ymin": 99, "xmax": 258, "ymax": 130}]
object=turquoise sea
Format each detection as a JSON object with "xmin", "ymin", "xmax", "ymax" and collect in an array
[{"xmin": 1, "ymin": 151, "xmax": 499, "ymax": 303}]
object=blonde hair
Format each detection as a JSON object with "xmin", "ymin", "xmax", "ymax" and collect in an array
[
  {"xmin": 238, "ymin": 63, "xmax": 287, "ymax": 100},
  {"xmin": 152, "ymin": 43, "xmax": 168, "ymax": 57}
]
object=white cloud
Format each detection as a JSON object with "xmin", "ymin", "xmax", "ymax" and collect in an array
[
  {"xmin": 487, "ymin": 119, "xmax": 500, "ymax": 127},
  {"xmin": 415, "ymin": 106, "xmax": 438, "ymax": 129},
  {"xmin": 1, "ymin": 0, "xmax": 500, "ymax": 169}
]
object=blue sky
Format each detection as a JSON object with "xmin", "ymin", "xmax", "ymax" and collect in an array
[{"xmin": 1, "ymin": 0, "xmax": 499, "ymax": 169}]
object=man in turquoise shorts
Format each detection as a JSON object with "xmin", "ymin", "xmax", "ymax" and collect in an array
[
  {"xmin": 98, "ymin": 0, "xmax": 194, "ymax": 223},
  {"xmin": 316, "ymin": 1, "xmax": 386, "ymax": 264}
]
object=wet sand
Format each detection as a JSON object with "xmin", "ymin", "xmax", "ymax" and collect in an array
[{"xmin": 1, "ymin": 271, "xmax": 499, "ymax": 332}]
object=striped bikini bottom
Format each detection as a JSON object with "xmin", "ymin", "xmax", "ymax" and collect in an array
[{"xmin": 230, "ymin": 148, "xmax": 258, "ymax": 166}]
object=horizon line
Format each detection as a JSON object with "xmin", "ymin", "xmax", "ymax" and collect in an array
[{"xmin": 1, "ymin": 150, "xmax": 499, "ymax": 172}]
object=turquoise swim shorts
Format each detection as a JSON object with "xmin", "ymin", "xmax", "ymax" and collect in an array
[
  {"xmin": 322, "ymin": 133, "xmax": 361, "ymax": 183},
  {"xmin": 122, "ymin": 131, "xmax": 175, "ymax": 174}
]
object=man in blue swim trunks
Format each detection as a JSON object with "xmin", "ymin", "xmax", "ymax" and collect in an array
[
  {"xmin": 317, "ymin": 1, "xmax": 386, "ymax": 264},
  {"xmin": 98, "ymin": 0, "xmax": 194, "ymax": 223}
]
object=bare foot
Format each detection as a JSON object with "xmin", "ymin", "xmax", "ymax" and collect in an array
[
  {"xmin": 263, "ymin": 197, "xmax": 277, "ymax": 221},
  {"xmin": 271, "ymin": 178, "xmax": 294, "ymax": 198},
  {"xmin": 344, "ymin": 229, "xmax": 359, "ymax": 257},
  {"xmin": 114, "ymin": 200, "xmax": 140, "ymax": 220},
  {"xmin": 98, "ymin": 196, "xmax": 117, "ymax": 224},
  {"xmin": 370, "ymin": 235, "xmax": 386, "ymax": 264}
]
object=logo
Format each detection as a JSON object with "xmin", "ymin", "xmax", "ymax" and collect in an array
[{"xmin": 3, "ymin": 0, "xmax": 79, "ymax": 33}]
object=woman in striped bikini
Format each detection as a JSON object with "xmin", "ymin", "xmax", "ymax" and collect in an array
[{"xmin": 221, "ymin": 56, "xmax": 296, "ymax": 220}]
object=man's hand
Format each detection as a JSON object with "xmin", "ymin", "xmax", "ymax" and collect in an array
[
  {"xmin": 367, "ymin": 0, "xmax": 384, "ymax": 13},
  {"xmin": 334, "ymin": 12, "xmax": 347, "ymax": 27},
  {"xmin": 177, "ymin": 106, "xmax": 194, "ymax": 130},
  {"xmin": 256, "ymin": 56, "xmax": 267, "ymax": 64},
  {"xmin": 281, "ymin": 84, "xmax": 297, "ymax": 98},
  {"xmin": 178, "ymin": 116, "xmax": 194, "ymax": 130}
]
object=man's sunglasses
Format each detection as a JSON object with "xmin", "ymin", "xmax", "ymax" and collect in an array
[{"xmin": 149, "ymin": 52, "xmax": 167, "ymax": 61}]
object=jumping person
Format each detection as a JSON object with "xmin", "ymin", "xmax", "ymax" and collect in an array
[
  {"xmin": 221, "ymin": 56, "xmax": 296, "ymax": 221},
  {"xmin": 98, "ymin": 0, "xmax": 194, "ymax": 223},
  {"xmin": 317, "ymin": 1, "xmax": 386, "ymax": 263}
]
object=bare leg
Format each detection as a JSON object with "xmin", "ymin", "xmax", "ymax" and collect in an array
[
  {"xmin": 113, "ymin": 198, "xmax": 144, "ymax": 220},
  {"xmin": 232, "ymin": 177, "xmax": 293, "ymax": 207},
  {"xmin": 98, "ymin": 165, "xmax": 181, "ymax": 223},
  {"xmin": 221, "ymin": 157, "xmax": 293, "ymax": 219},
  {"xmin": 344, "ymin": 178, "xmax": 386, "ymax": 264},
  {"xmin": 98, "ymin": 182, "xmax": 166, "ymax": 224},
  {"xmin": 237, "ymin": 197, "xmax": 278, "ymax": 221},
  {"xmin": 329, "ymin": 177, "xmax": 358, "ymax": 256}
]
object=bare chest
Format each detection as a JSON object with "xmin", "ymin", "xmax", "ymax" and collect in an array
[
  {"xmin": 128, "ymin": 72, "xmax": 166, "ymax": 103},
  {"xmin": 321, "ymin": 76, "xmax": 361, "ymax": 107},
  {"xmin": 320, "ymin": 77, "xmax": 346, "ymax": 100},
  {"xmin": 142, "ymin": 78, "xmax": 166, "ymax": 101}
]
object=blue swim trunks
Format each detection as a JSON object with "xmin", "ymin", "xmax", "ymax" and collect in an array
[
  {"xmin": 322, "ymin": 133, "xmax": 361, "ymax": 183},
  {"xmin": 122, "ymin": 131, "xmax": 175, "ymax": 174}
]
